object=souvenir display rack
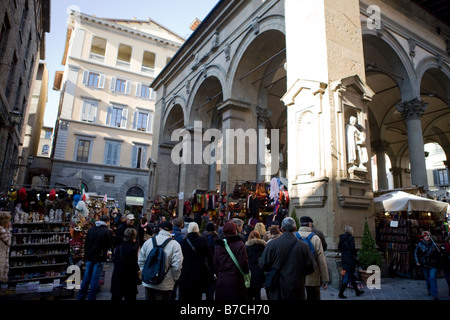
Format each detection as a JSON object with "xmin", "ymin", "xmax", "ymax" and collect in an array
[
  {"xmin": 8, "ymin": 221, "xmax": 71, "ymax": 284},
  {"xmin": 375, "ymin": 211, "xmax": 445, "ymax": 278},
  {"xmin": 0, "ymin": 187, "xmax": 79, "ymax": 299}
]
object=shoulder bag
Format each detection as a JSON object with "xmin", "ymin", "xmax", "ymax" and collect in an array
[
  {"xmin": 223, "ymin": 238, "xmax": 251, "ymax": 288},
  {"xmin": 186, "ymin": 237, "xmax": 217, "ymax": 281},
  {"xmin": 263, "ymin": 238, "xmax": 298, "ymax": 289}
]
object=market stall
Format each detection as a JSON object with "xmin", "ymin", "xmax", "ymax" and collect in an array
[{"xmin": 374, "ymin": 190, "xmax": 449, "ymax": 278}]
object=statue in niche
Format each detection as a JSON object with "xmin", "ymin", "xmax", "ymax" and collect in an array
[{"xmin": 346, "ymin": 116, "xmax": 368, "ymax": 171}]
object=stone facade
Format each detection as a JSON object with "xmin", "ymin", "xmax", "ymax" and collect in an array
[
  {"xmin": 50, "ymin": 10, "xmax": 184, "ymax": 212},
  {"xmin": 0, "ymin": 0, "xmax": 50, "ymax": 191},
  {"xmin": 149, "ymin": 0, "xmax": 450, "ymax": 288}
]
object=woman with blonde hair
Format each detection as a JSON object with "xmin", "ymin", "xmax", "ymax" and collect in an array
[
  {"xmin": 254, "ymin": 222, "xmax": 266, "ymax": 239},
  {"xmin": 0, "ymin": 212, "xmax": 12, "ymax": 282}
]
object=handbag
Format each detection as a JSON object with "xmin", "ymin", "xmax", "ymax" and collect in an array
[
  {"xmin": 223, "ymin": 238, "xmax": 251, "ymax": 288},
  {"xmin": 186, "ymin": 237, "xmax": 217, "ymax": 281},
  {"xmin": 263, "ymin": 238, "xmax": 298, "ymax": 289}
]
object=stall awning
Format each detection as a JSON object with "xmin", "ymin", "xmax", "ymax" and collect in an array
[
  {"xmin": 374, "ymin": 191, "xmax": 450, "ymax": 215},
  {"xmin": 126, "ymin": 196, "xmax": 144, "ymax": 206}
]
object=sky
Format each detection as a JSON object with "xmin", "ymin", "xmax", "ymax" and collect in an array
[{"xmin": 43, "ymin": 0, "xmax": 218, "ymax": 127}]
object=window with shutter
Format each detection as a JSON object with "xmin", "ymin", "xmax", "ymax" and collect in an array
[
  {"xmin": 81, "ymin": 99, "xmax": 98, "ymax": 122},
  {"xmin": 104, "ymin": 141, "xmax": 121, "ymax": 165},
  {"xmin": 131, "ymin": 144, "xmax": 148, "ymax": 169}
]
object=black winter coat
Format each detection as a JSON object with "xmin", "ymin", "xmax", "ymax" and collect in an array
[
  {"xmin": 214, "ymin": 235, "xmax": 249, "ymax": 300},
  {"xmin": 179, "ymin": 233, "xmax": 214, "ymax": 299},
  {"xmin": 84, "ymin": 223, "xmax": 113, "ymax": 263},
  {"xmin": 245, "ymin": 238, "xmax": 266, "ymax": 289},
  {"xmin": 415, "ymin": 239, "xmax": 441, "ymax": 268},
  {"xmin": 110, "ymin": 241, "xmax": 140, "ymax": 297},
  {"xmin": 338, "ymin": 232, "xmax": 358, "ymax": 272}
]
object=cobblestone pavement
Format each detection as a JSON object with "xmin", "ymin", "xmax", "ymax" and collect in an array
[{"xmin": 69, "ymin": 263, "xmax": 449, "ymax": 301}]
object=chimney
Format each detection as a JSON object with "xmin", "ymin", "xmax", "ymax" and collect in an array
[{"xmin": 189, "ymin": 18, "xmax": 201, "ymax": 31}]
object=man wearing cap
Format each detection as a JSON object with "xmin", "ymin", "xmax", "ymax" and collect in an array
[
  {"xmin": 138, "ymin": 220, "xmax": 183, "ymax": 300},
  {"xmin": 296, "ymin": 216, "xmax": 329, "ymax": 300},
  {"xmin": 77, "ymin": 215, "xmax": 113, "ymax": 300},
  {"xmin": 115, "ymin": 213, "xmax": 137, "ymax": 247}
]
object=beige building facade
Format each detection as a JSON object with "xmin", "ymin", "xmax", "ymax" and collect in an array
[
  {"xmin": 51, "ymin": 10, "xmax": 184, "ymax": 212},
  {"xmin": 0, "ymin": 0, "xmax": 50, "ymax": 192},
  {"xmin": 150, "ymin": 0, "xmax": 449, "ymax": 281}
]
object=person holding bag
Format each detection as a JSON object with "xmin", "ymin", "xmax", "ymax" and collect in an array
[
  {"xmin": 214, "ymin": 222, "xmax": 249, "ymax": 300},
  {"xmin": 179, "ymin": 222, "xmax": 215, "ymax": 300},
  {"xmin": 110, "ymin": 227, "xmax": 141, "ymax": 301}
]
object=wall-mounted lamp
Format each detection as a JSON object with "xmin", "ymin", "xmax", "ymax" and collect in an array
[
  {"xmin": 9, "ymin": 109, "xmax": 22, "ymax": 126},
  {"xmin": 0, "ymin": 109, "xmax": 22, "ymax": 131}
]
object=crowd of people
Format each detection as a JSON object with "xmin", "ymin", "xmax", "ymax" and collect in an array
[
  {"xmin": 2, "ymin": 205, "xmax": 447, "ymax": 301},
  {"xmin": 74, "ymin": 211, "xmax": 337, "ymax": 301},
  {"xmin": 72, "ymin": 210, "xmax": 450, "ymax": 301}
]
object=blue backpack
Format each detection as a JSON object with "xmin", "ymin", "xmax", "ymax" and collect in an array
[
  {"xmin": 294, "ymin": 232, "xmax": 316, "ymax": 258},
  {"xmin": 141, "ymin": 237, "xmax": 173, "ymax": 285}
]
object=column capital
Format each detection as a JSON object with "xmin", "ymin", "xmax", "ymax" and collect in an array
[
  {"xmin": 390, "ymin": 166, "xmax": 403, "ymax": 175},
  {"xmin": 396, "ymin": 98, "xmax": 428, "ymax": 120},
  {"xmin": 371, "ymin": 139, "xmax": 390, "ymax": 153},
  {"xmin": 255, "ymin": 106, "xmax": 272, "ymax": 124}
]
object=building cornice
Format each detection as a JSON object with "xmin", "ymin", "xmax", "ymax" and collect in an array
[{"xmin": 72, "ymin": 10, "xmax": 184, "ymax": 48}]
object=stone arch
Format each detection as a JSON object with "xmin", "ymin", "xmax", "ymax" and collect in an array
[
  {"xmin": 161, "ymin": 104, "xmax": 185, "ymax": 144},
  {"xmin": 227, "ymin": 14, "xmax": 286, "ymax": 103},
  {"xmin": 186, "ymin": 71, "xmax": 225, "ymax": 127}
]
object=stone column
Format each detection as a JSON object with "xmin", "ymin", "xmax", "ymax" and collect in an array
[
  {"xmin": 390, "ymin": 167, "xmax": 403, "ymax": 188},
  {"xmin": 396, "ymin": 98, "xmax": 428, "ymax": 190},
  {"xmin": 372, "ymin": 139, "xmax": 390, "ymax": 190},
  {"xmin": 255, "ymin": 106, "xmax": 272, "ymax": 182},
  {"xmin": 217, "ymin": 99, "xmax": 254, "ymax": 196}
]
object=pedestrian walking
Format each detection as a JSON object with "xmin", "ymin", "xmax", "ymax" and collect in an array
[
  {"xmin": 137, "ymin": 216, "xmax": 153, "ymax": 248},
  {"xmin": 245, "ymin": 230, "xmax": 266, "ymax": 300},
  {"xmin": 77, "ymin": 215, "xmax": 113, "ymax": 300},
  {"xmin": 414, "ymin": 231, "xmax": 441, "ymax": 300},
  {"xmin": 442, "ymin": 234, "xmax": 450, "ymax": 299},
  {"xmin": 338, "ymin": 225, "xmax": 364, "ymax": 298},
  {"xmin": 263, "ymin": 224, "xmax": 281, "ymax": 242},
  {"xmin": 297, "ymin": 216, "xmax": 329, "ymax": 300},
  {"xmin": 179, "ymin": 222, "xmax": 214, "ymax": 300},
  {"xmin": 110, "ymin": 228, "xmax": 141, "ymax": 301},
  {"xmin": 138, "ymin": 221, "xmax": 183, "ymax": 300},
  {"xmin": 172, "ymin": 217, "xmax": 185, "ymax": 244},
  {"xmin": 214, "ymin": 222, "xmax": 249, "ymax": 300},
  {"xmin": 0, "ymin": 211, "xmax": 11, "ymax": 283},
  {"xmin": 115, "ymin": 214, "xmax": 136, "ymax": 247},
  {"xmin": 254, "ymin": 222, "xmax": 266, "ymax": 239},
  {"xmin": 259, "ymin": 217, "xmax": 315, "ymax": 300},
  {"xmin": 202, "ymin": 221, "xmax": 219, "ymax": 300}
]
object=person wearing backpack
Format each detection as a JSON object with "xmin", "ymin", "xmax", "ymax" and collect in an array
[
  {"xmin": 138, "ymin": 220, "xmax": 183, "ymax": 300},
  {"xmin": 295, "ymin": 216, "xmax": 329, "ymax": 300}
]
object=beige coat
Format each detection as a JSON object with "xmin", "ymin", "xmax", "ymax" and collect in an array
[{"xmin": 298, "ymin": 226, "xmax": 329, "ymax": 286}]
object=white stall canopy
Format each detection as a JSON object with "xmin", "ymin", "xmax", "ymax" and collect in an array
[{"xmin": 374, "ymin": 191, "xmax": 450, "ymax": 215}]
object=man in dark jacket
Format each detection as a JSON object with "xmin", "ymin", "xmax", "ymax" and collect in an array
[
  {"xmin": 77, "ymin": 215, "xmax": 113, "ymax": 300},
  {"xmin": 414, "ymin": 231, "xmax": 441, "ymax": 300},
  {"xmin": 259, "ymin": 217, "xmax": 315, "ymax": 300}
]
